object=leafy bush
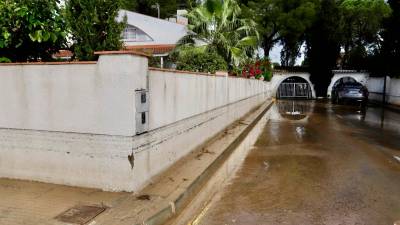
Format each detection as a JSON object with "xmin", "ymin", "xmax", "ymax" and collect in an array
[
  {"xmin": 240, "ymin": 59, "xmax": 273, "ymax": 81},
  {"xmin": 65, "ymin": 0, "xmax": 125, "ymax": 60},
  {"xmin": 0, "ymin": 57, "xmax": 11, "ymax": 63},
  {"xmin": 175, "ymin": 48, "xmax": 228, "ymax": 73},
  {"xmin": 0, "ymin": 0, "xmax": 67, "ymax": 62},
  {"xmin": 148, "ymin": 55, "xmax": 176, "ymax": 69}
]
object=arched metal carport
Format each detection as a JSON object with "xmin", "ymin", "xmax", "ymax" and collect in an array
[
  {"xmin": 271, "ymin": 72, "xmax": 316, "ymax": 99},
  {"xmin": 327, "ymin": 70, "xmax": 369, "ymax": 98}
]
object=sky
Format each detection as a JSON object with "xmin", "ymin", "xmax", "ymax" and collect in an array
[{"xmin": 269, "ymin": 43, "xmax": 306, "ymax": 66}]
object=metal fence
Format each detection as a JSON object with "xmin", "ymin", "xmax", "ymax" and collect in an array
[{"xmin": 277, "ymin": 83, "xmax": 312, "ymax": 99}]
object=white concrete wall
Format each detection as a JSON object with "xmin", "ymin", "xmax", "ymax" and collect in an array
[
  {"xmin": 0, "ymin": 54, "xmax": 148, "ymax": 136},
  {"xmin": 0, "ymin": 60, "xmax": 271, "ymax": 192},
  {"xmin": 148, "ymin": 69, "xmax": 269, "ymax": 130},
  {"xmin": 388, "ymin": 78, "xmax": 400, "ymax": 105},
  {"xmin": 132, "ymin": 93, "xmax": 270, "ymax": 192},
  {"xmin": 367, "ymin": 77, "xmax": 400, "ymax": 106}
]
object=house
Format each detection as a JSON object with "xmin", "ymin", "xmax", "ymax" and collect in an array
[
  {"xmin": 54, "ymin": 10, "xmax": 188, "ymax": 65},
  {"xmin": 118, "ymin": 9, "xmax": 188, "ymax": 66}
]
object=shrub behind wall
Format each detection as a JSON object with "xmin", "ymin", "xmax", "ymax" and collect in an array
[
  {"xmin": 65, "ymin": 0, "xmax": 125, "ymax": 61},
  {"xmin": 175, "ymin": 48, "xmax": 228, "ymax": 74}
]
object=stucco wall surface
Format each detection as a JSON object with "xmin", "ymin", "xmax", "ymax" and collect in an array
[
  {"xmin": 148, "ymin": 69, "xmax": 269, "ymax": 130},
  {"xmin": 0, "ymin": 55, "xmax": 148, "ymax": 136},
  {"xmin": 0, "ymin": 58, "xmax": 271, "ymax": 192},
  {"xmin": 367, "ymin": 77, "xmax": 400, "ymax": 106},
  {"xmin": 388, "ymin": 78, "xmax": 400, "ymax": 105}
]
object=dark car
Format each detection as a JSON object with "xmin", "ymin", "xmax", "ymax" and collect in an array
[{"xmin": 331, "ymin": 79, "xmax": 369, "ymax": 105}]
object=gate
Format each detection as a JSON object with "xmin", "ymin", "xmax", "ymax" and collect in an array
[{"xmin": 277, "ymin": 82, "xmax": 312, "ymax": 99}]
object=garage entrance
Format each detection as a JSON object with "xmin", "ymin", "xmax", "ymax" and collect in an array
[{"xmin": 277, "ymin": 76, "xmax": 312, "ymax": 99}]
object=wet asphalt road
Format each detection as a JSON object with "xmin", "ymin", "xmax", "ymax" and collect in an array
[{"xmin": 196, "ymin": 101, "xmax": 400, "ymax": 225}]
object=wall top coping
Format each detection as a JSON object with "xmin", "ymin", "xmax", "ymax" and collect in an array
[
  {"xmin": 332, "ymin": 70, "xmax": 369, "ymax": 74},
  {"xmin": 0, "ymin": 50, "xmax": 149, "ymax": 66},
  {"xmin": 94, "ymin": 50, "xmax": 150, "ymax": 57},
  {"xmin": 0, "ymin": 61, "xmax": 97, "ymax": 66},
  {"xmin": 149, "ymin": 67, "xmax": 214, "ymax": 76},
  {"xmin": 149, "ymin": 67, "xmax": 260, "ymax": 81},
  {"xmin": 273, "ymin": 71, "xmax": 310, "ymax": 75}
]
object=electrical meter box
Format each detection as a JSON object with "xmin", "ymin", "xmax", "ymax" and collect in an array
[{"xmin": 135, "ymin": 89, "xmax": 149, "ymax": 134}]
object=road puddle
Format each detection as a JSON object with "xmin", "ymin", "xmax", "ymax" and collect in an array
[
  {"xmin": 193, "ymin": 100, "xmax": 400, "ymax": 225},
  {"xmin": 273, "ymin": 100, "xmax": 314, "ymax": 121}
]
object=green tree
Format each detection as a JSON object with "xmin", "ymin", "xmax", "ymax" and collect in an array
[
  {"xmin": 121, "ymin": 0, "xmax": 197, "ymax": 18},
  {"xmin": 0, "ymin": 0, "xmax": 67, "ymax": 62},
  {"xmin": 339, "ymin": 0, "xmax": 391, "ymax": 69},
  {"xmin": 179, "ymin": 0, "xmax": 258, "ymax": 68},
  {"xmin": 380, "ymin": 0, "xmax": 400, "ymax": 77},
  {"xmin": 242, "ymin": 0, "xmax": 318, "ymax": 59},
  {"xmin": 278, "ymin": 0, "xmax": 318, "ymax": 66},
  {"xmin": 305, "ymin": 0, "xmax": 343, "ymax": 97},
  {"xmin": 65, "ymin": 0, "xmax": 125, "ymax": 60}
]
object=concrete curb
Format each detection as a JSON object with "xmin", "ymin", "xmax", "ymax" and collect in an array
[
  {"xmin": 386, "ymin": 104, "xmax": 400, "ymax": 114},
  {"xmin": 369, "ymin": 101, "xmax": 400, "ymax": 114},
  {"xmin": 139, "ymin": 101, "xmax": 274, "ymax": 225}
]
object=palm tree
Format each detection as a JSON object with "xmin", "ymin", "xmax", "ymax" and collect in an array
[{"xmin": 178, "ymin": 0, "xmax": 259, "ymax": 68}]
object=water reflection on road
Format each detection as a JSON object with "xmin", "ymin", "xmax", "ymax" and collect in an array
[
  {"xmin": 332, "ymin": 103, "xmax": 400, "ymax": 134},
  {"xmin": 196, "ymin": 100, "xmax": 400, "ymax": 225}
]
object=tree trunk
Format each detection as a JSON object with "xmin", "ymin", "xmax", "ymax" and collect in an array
[{"xmin": 263, "ymin": 41, "xmax": 273, "ymax": 59}]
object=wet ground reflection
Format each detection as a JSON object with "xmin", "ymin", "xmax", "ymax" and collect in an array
[
  {"xmin": 197, "ymin": 100, "xmax": 400, "ymax": 225},
  {"xmin": 332, "ymin": 103, "xmax": 400, "ymax": 134},
  {"xmin": 276, "ymin": 100, "xmax": 313, "ymax": 121},
  {"xmin": 269, "ymin": 100, "xmax": 314, "ymax": 125},
  {"xmin": 331, "ymin": 102, "xmax": 400, "ymax": 155}
]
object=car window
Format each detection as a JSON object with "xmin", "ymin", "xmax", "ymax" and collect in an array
[{"xmin": 343, "ymin": 82, "xmax": 362, "ymax": 87}]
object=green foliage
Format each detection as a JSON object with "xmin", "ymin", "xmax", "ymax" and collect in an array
[
  {"xmin": 346, "ymin": 45, "xmax": 367, "ymax": 70},
  {"xmin": 175, "ymin": 47, "xmax": 228, "ymax": 73},
  {"xmin": 0, "ymin": 57, "xmax": 11, "ymax": 63},
  {"xmin": 242, "ymin": 0, "xmax": 319, "ymax": 61},
  {"xmin": 65, "ymin": 0, "xmax": 125, "ymax": 60},
  {"xmin": 179, "ymin": 0, "xmax": 258, "ymax": 68},
  {"xmin": 121, "ymin": 0, "xmax": 197, "ymax": 18},
  {"xmin": 239, "ymin": 59, "xmax": 273, "ymax": 81},
  {"xmin": 339, "ymin": 0, "xmax": 391, "ymax": 68},
  {"xmin": 340, "ymin": 0, "xmax": 390, "ymax": 45},
  {"xmin": 148, "ymin": 55, "xmax": 176, "ymax": 68},
  {"xmin": 0, "ymin": 0, "xmax": 67, "ymax": 62},
  {"xmin": 305, "ymin": 0, "xmax": 343, "ymax": 96},
  {"xmin": 379, "ymin": 0, "xmax": 400, "ymax": 77}
]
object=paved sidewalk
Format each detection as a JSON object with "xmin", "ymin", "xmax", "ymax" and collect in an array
[{"xmin": 0, "ymin": 178, "xmax": 128, "ymax": 225}]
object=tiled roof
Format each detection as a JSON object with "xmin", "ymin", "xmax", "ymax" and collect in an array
[
  {"xmin": 53, "ymin": 45, "xmax": 175, "ymax": 60},
  {"xmin": 53, "ymin": 50, "xmax": 73, "ymax": 58},
  {"xmin": 124, "ymin": 44, "xmax": 176, "ymax": 56},
  {"xmin": 118, "ymin": 10, "xmax": 188, "ymax": 46}
]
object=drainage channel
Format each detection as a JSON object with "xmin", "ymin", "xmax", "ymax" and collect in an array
[{"xmin": 166, "ymin": 103, "xmax": 273, "ymax": 225}]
